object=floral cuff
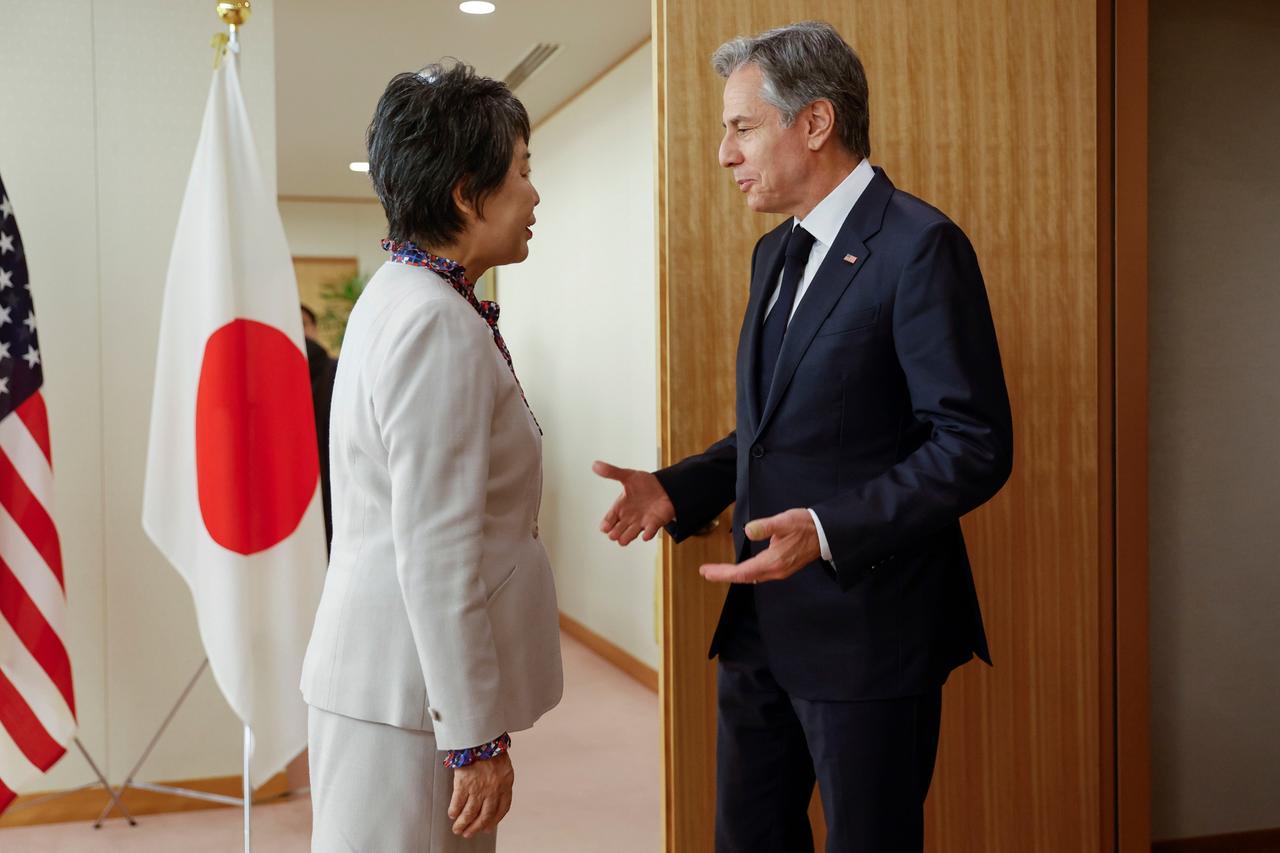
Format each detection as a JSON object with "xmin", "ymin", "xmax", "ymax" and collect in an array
[{"xmin": 443, "ymin": 732, "xmax": 511, "ymax": 769}]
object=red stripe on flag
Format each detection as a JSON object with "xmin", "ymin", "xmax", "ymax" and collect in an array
[
  {"xmin": 0, "ymin": 778, "xmax": 15, "ymax": 815},
  {"xmin": 15, "ymin": 393, "xmax": 52, "ymax": 465},
  {"xmin": 0, "ymin": 557, "xmax": 76, "ymax": 717},
  {"xmin": 0, "ymin": 448, "xmax": 63, "ymax": 589},
  {"xmin": 0, "ymin": 667, "xmax": 67, "ymax": 772}
]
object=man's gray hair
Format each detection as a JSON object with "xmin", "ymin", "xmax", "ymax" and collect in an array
[{"xmin": 712, "ymin": 21, "xmax": 870, "ymax": 159}]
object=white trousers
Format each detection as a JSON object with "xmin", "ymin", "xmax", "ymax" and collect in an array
[{"xmin": 308, "ymin": 706, "xmax": 498, "ymax": 853}]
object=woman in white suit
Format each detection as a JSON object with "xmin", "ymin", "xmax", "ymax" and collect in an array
[{"xmin": 301, "ymin": 62, "xmax": 562, "ymax": 851}]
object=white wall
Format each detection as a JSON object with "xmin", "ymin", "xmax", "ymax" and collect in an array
[
  {"xmin": 1149, "ymin": 0, "xmax": 1280, "ymax": 840},
  {"xmin": 497, "ymin": 44, "xmax": 660, "ymax": 670},
  {"xmin": 0, "ymin": 0, "xmax": 280, "ymax": 790},
  {"xmin": 279, "ymin": 199, "xmax": 387, "ymax": 275}
]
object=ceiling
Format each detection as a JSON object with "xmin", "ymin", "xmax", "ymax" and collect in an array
[{"xmin": 274, "ymin": 0, "xmax": 651, "ymax": 199}]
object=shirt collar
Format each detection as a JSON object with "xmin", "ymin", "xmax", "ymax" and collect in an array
[
  {"xmin": 381, "ymin": 239, "xmax": 473, "ymax": 290},
  {"xmin": 794, "ymin": 158, "xmax": 875, "ymax": 247}
]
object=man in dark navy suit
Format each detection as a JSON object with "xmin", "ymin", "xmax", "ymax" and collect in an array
[{"xmin": 594, "ymin": 21, "xmax": 1012, "ymax": 853}]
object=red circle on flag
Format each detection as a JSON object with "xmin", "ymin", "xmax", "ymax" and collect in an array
[{"xmin": 195, "ymin": 319, "xmax": 319, "ymax": 556}]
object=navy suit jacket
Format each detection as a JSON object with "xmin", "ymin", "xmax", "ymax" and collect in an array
[{"xmin": 656, "ymin": 168, "xmax": 1013, "ymax": 701}]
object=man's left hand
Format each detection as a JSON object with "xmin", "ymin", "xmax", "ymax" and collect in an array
[{"xmin": 698, "ymin": 509, "xmax": 822, "ymax": 584}]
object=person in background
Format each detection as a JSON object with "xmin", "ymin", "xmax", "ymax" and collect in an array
[
  {"xmin": 301, "ymin": 303, "xmax": 336, "ymax": 551},
  {"xmin": 300, "ymin": 302, "xmax": 321, "ymax": 342},
  {"xmin": 300, "ymin": 61, "xmax": 562, "ymax": 852}
]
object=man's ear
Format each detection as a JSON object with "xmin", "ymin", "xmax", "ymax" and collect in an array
[{"xmin": 805, "ymin": 99, "xmax": 837, "ymax": 151}]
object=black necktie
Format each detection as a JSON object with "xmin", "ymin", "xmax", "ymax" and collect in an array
[{"xmin": 756, "ymin": 225, "xmax": 816, "ymax": 404}]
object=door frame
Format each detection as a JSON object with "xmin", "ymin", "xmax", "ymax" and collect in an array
[{"xmin": 1111, "ymin": 0, "xmax": 1151, "ymax": 850}]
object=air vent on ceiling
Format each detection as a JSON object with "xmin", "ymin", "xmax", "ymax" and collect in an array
[{"xmin": 504, "ymin": 43, "xmax": 561, "ymax": 91}]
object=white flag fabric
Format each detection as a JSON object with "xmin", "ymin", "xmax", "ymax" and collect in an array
[{"xmin": 142, "ymin": 55, "xmax": 325, "ymax": 787}]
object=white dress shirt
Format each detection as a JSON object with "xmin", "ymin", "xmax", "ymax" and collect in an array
[{"xmin": 762, "ymin": 158, "xmax": 876, "ymax": 567}]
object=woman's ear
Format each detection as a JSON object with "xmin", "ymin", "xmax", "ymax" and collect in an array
[{"xmin": 452, "ymin": 181, "xmax": 475, "ymax": 218}]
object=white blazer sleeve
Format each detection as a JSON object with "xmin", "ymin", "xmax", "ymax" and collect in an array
[{"xmin": 372, "ymin": 300, "xmax": 505, "ymax": 749}]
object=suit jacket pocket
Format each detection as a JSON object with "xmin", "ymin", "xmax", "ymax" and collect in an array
[
  {"xmin": 817, "ymin": 305, "xmax": 879, "ymax": 337},
  {"xmin": 486, "ymin": 563, "xmax": 519, "ymax": 603}
]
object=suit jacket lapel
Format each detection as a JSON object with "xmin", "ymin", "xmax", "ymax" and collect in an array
[
  {"xmin": 754, "ymin": 169, "xmax": 895, "ymax": 439},
  {"xmin": 744, "ymin": 226, "xmax": 789, "ymax": 430}
]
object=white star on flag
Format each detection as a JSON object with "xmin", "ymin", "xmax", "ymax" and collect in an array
[
  {"xmin": 0, "ymin": 377, "xmax": 8, "ymax": 395},
  {"xmin": 0, "ymin": 269, "xmax": 11, "ymax": 289},
  {"xmin": 0, "ymin": 307, "xmax": 10, "ymax": 326},
  {"xmin": 22, "ymin": 346, "xmax": 39, "ymax": 368},
  {"xmin": 0, "ymin": 232, "xmax": 13, "ymax": 254},
  {"xmin": 0, "ymin": 341, "xmax": 9, "ymax": 360},
  {"xmin": 23, "ymin": 313, "xmax": 36, "ymax": 332},
  {"xmin": 0, "ymin": 195, "xmax": 11, "ymax": 219}
]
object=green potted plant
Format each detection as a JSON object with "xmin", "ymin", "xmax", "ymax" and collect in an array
[{"xmin": 317, "ymin": 271, "xmax": 369, "ymax": 353}]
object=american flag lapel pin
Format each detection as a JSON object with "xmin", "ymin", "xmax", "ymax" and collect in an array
[{"xmin": 843, "ymin": 254, "xmax": 859, "ymax": 264}]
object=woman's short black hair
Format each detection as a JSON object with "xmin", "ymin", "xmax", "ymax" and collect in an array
[{"xmin": 366, "ymin": 61, "xmax": 530, "ymax": 246}]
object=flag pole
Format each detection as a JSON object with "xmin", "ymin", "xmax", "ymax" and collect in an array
[
  {"xmin": 217, "ymin": 7, "xmax": 254, "ymax": 852},
  {"xmin": 243, "ymin": 725, "xmax": 253, "ymax": 853},
  {"xmin": 218, "ymin": 6, "xmax": 254, "ymax": 852}
]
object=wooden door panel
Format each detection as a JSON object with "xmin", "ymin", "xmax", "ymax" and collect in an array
[{"xmin": 655, "ymin": 2, "xmax": 1111, "ymax": 850}]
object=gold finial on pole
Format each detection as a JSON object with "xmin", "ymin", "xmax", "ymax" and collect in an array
[
  {"xmin": 218, "ymin": 1, "xmax": 251, "ymax": 49},
  {"xmin": 213, "ymin": 1, "xmax": 251, "ymax": 68},
  {"xmin": 217, "ymin": 1, "xmax": 252, "ymax": 28}
]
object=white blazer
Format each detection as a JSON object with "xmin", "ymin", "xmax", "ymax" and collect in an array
[{"xmin": 301, "ymin": 261, "xmax": 563, "ymax": 750}]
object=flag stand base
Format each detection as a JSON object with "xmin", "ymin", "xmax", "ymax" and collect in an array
[
  {"xmin": 93, "ymin": 658, "xmax": 255, "ymax": 852},
  {"xmin": 3, "ymin": 738, "xmax": 135, "ymax": 826}
]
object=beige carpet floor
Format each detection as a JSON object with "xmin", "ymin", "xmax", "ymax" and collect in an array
[{"xmin": 1, "ymin": 631, "xmax": 661, "ymax": 852}]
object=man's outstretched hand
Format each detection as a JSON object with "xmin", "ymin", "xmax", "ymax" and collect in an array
[
  {"xmin": 592, "ymin": 461, "xmax": 677, "ymax": 546},
  {"xmin": 698, "ymin": 509, "xmax": 821, "ymax": 584}
]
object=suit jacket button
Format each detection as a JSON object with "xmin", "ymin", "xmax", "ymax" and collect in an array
[{"xmin": 750, "ymin": 445, "xmax": 765, "ymax": 459}]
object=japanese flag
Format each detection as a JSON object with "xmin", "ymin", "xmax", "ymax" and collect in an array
[{"xmin": 142, "ymin": 53, "xmax": 325, "ymax": 786}]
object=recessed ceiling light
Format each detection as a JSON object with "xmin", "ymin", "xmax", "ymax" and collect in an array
[
  {"xmin": 349, "ymin": 162, "xmax": 369, "ymax": 173},
  {"xmin": 459, "ymin": 1, "xmax": 496, "ymax": 14}
]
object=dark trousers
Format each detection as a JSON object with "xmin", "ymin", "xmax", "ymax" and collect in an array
[{"xmin": 715, "ymin": 589, "xmax": 943, "ymax": 853}]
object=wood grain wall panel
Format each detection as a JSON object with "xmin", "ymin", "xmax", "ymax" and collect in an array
[{"xmin": 656, "ymin": 1, "xmax": 1111, "ymax": 851}]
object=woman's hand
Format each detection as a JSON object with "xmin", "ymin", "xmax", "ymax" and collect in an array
[{"xmin": 448, "ymin": 752, "xmax": 514, "ymax": 838}]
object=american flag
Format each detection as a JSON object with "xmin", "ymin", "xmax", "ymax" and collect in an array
[{"xmin": 0, "ymin": 174, "xmax": 75, "ymax": 813}]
